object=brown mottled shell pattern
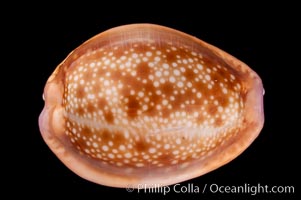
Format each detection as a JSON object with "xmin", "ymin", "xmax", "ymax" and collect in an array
[{"xmin": 39, "ymin": 24, "xmax": 264, "ymax": 188}]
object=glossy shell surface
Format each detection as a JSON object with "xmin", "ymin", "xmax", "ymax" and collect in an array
[{"xmin": 39, "ymin": 24, "xmax": 264, "ymax": 188}]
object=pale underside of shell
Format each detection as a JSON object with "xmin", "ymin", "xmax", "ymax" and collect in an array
[{"xmin": 39, "ymin": 24, "xmax": 264, "ymax": 188}]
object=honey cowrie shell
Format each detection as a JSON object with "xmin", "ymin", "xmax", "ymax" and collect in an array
[{"xmin": 39, "ymin": 24, "xmax": 264, "ymax": 188}]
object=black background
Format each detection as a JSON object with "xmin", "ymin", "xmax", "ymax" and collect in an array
[{"xmin": 7, "ymin": 2, "xmax": 299, "ymax": 200}]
